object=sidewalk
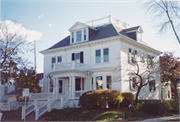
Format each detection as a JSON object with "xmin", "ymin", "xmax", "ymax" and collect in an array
[{"xmin": 139, "ymin": 115, "xmax": 180, "ymax": 121}]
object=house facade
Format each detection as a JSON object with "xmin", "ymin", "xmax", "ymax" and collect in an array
[{"xmin": 40, "ymin": 15, "xmax": 162, "ymax": 106}]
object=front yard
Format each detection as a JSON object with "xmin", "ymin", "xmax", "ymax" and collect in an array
[{"xmin": 1, "ymin": 107, "xmax": 178, "ymax": 121}]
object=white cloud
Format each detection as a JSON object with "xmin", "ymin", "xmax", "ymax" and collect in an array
[
  {"xmin": 38, "ymin": 14, "xmax": 44, "ymax": 19},
  {"xmin": 64, "ymin": 30, "xmax": 70, "ymax": 36},
  {"xmin": 0, "ymin": 20, "xmax": 42, "ymax": 43},
  {"xmin": 48, "ymin": 24, "xmax": 52, "ymax": 28}
]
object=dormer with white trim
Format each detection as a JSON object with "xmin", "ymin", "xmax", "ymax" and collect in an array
[{"xmin": 68, "ymin": 22, "xmax": 97, "ymax": 44}]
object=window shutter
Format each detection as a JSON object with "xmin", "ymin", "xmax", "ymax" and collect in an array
[
  {"xmin": 154, "ymin": 81, "xmax": 156, "ymax": 91},
  {"xmin": 135, "ymin": 50, "xmax": 137, "ymax": 55},
  {"xmin": 72, "ymin": 53, "xmax": 75, "ymax": 61},
  {"xmin": 80, "ymin": 51, "xmax": 83, "ymax": 63},
  {"xmin": 128, "ymin": 48, "xmax": 132, "ymax": 64},
  {"xmin": 129, "ymin": 77, "xmax": 133, "ymax": 90}
]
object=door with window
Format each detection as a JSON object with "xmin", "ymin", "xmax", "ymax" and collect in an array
[{"xmin": 59, "ymin": 80, "xmax": 63, "ymax": 93}]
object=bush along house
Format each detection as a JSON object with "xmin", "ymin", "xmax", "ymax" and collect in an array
[{"xmin": 22, "ymin": 15, "xmax": 163, "ymax": 120}]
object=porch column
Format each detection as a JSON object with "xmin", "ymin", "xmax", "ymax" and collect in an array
[
  {"xmin": 93, "ymin": 75, "xmax": 96, "ymax": 90},
  {"xmin": 69, "ymin": 76, "xmax": 72, "ymax": 98},
  {"xmin": 53, "ymin": 77, "xmax": 55, "ymax": 94},
  {"xmin": 103, "ymin": 75, "xmax": 107, "ymax": 90},
  {"xmin": 72, "ymin": 76, "xmax": 75, "ymax": 99}
]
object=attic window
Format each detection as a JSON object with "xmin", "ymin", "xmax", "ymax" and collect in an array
[
  {"xmin": 72, "ymin": 32, "xmax": 74, "ymax": 43},
  {"xmin": 76, "ymin": 30, "xmax": 82, "ymax": 42}
]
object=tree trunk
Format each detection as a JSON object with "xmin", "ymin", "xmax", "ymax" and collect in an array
[{"xmin": 135, "ymin": 88, "xmax": 141, "ymax": 105}]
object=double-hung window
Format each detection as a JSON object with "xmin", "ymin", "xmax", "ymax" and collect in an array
[
  {"xmin": 72, "ymin": 52, "xmax": 83, "ymax": 63},
  {"xmin": 52, "ymin": 57, "xmax": 56, "ymax": 69},
  {"xmin": 57, "ymin": 56, "xmax": 62, "ymax": 64},
  {"xmin": 72, "ymin": 32, "xmax": 74, "ymax": 43},
  {"xmin": 149, "ymin": 80, "xmax": 156, "ymax": 92},
  {"xmin": 75, "ymin": 53, "xmax": 80, "ymax": 63},
  {"xmin": 96, "ymin": 50, "xmax": 101, "ymax": 63},
  {"xmin": 107, "ymin": 76, "xmax": 111, "ymax": 89},
  {"xmin": 84, "ymin": 29, "xmax": 86, "ymax": 40},
  {"xmin": 130, "ymin": 77, "xmax": 138, "ymax": 90},
  {"xmin": 103, "ymin": 48, "xmax": 109, "ymax": 62},
  {"xmin": 128, "ymin": 48, "xmax": 137, "ymax": 64},
  {"xmin": 76, "ymin": 30, "xmax": 82, "ymax": 42}
]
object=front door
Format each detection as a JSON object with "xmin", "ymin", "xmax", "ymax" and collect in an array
[{"xmin": 59, "ymin": 80, "xmax": 63, "ymax": 93}]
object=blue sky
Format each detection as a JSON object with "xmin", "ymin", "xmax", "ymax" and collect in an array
[{"xmin": 1, "ymin": 0, "xmax": 179, "ymax": 73}]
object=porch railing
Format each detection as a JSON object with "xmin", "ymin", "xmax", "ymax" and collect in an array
[
  {"xmin": 61, "ymin": 91, "xmax": 70, "ymax": 108},
  {"xmin": 74, "ymin": 90, "xmax": 88, "ymax": 98},
  {"xmin": 35, "ymin": 93, "xmax": 57, "ymax": 120},
  {"xmin": 53, "ymin": 61, "xmax": 88, "ymax": 72},
  {"xmin": 0, "ymin": 102, "xmax": 10, "ymax": 111},
  {"xmin": 29, "ymin": 93, "xmax": 53, "ymax": 100},
  {"xmin": 22, "ymin": 100, "xmax": 36, "ymax": 120}
]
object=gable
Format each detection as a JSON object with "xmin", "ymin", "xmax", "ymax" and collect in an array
[{"xmin": 68, "ymin": 22, "xmax": 97, "ymax": 32}]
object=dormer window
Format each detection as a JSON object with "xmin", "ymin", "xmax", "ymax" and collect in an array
[
  {"xmin": 84, "ymin": 29, "xmax": 86, "ymax": 40},
  {"xmin": 76, "ymin": 30, "xmax": 82, "ymax": 42},
  {"xmin": 72, "ymin": 32, "xmax": 74, "ymax": 43}
]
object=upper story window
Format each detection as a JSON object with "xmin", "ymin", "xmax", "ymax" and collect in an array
[
  {"xmin": 128, "ymin": 48, "xmax": 137, "ymax": 64},
  {"xmin": 140, "ymin": 53, "xmax": 145, "ymax": 62},
  {"xmin": 84, "ymin": 29, "xmax": 86, "ymax": 40},
  {"xmin": 149, "ymin": 80, "xmax": 156, "ymax": 92},
  {"xmin": 147, "ymin": 55, "xmax": 154, "ymax": 68},
  {"xmin": 76, "ymin": 30, "xmax": 82, "ymax": 42},
  {"xmin": 96, "ymin": 49, "xmax": 101, "ymax": 63},
  {"xmin": 72, "ymin": 32, "xmax": 74, "ymax": 43},
  {"xmin": 72, "ymin": 51, "xmax": 84, "ymax": 63},
  {"xmin": 52, "ymin": 57, "xmax": 56, "ymax": 69},
  {"xmin": 57, "ymin": 56, "xmax": 62, "ymax": 64},
  {"xmin": 103, "ymin": 48, "xmax": 109, "ymax": 62}
]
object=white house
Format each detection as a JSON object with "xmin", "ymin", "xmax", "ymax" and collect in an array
[
  {"xmin": 40, "ymin": 15, "xmax": 162, "ymax": 102},
  {"xmin": 23, "ymin": 15, "xmax": 163, "ymax": 120}
]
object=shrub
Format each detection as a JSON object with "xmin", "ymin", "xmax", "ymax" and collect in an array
[
  {"xmin": 79, "ymin": 89, "xmax": 124, "ymax": 108},
  {"xmin": 169, "ymin": 97, "xmax": 179, "ymax": 112},
  {"xmin": 141, "ymin": 100, "xmax": 171, "ymax": 115},
  {"xmin": 120, "ymin": 92, "xmax": 135, "ymax": 108}
]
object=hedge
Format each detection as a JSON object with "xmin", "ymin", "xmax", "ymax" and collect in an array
[
  {"xmin": 79, "ymin": 89, "xmax": 126, "ymax": 108},
  {"xmin": 120, "ymin": 92, "xmax": 135, "ymax": 108}
]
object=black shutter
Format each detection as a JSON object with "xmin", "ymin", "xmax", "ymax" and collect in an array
[
  {"xmin": 129, "ymin": 48, "xmax": 131, "ymax": 53},
  {"xmin": 135, "ymin": 50, "xmax": 137, "ymax": 55},
  {"xmin": 80, "ymin": 51, "xmax": 83, "ymax": 63},
  {"xmin": 154, "ymin": 81, "xmax": 156, "ymax": 91},
  {"xmin": 72, "ymin": 53, "xmax": 75, "ymax": 61}
]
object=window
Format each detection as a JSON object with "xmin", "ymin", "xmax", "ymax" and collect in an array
[
  {"xmin": 140, "ymin": 53, "xmax": 145, "ymax": 62},
  {"xmin": 72, "ymin": 52, "xmax": 83, "ymax": 63},
  {"xmin": 84, "ymin": 29, "xmax": 86, "ymax": 40},
  {"xmin": 128, "ymin": 48, "xmax": 137, "ymax": 64},
  {"xmin": 76, "ymin": 30, "xmax": 82, "ymax": 42},
  {"xmin": 149, "ymin": 80, "xmax": 156, "ymax": 92},
  {"xmin": 103, "ymin": 48, "xmax": 109, "ymax": 62},
  {"xmin": 4, "ymin": 86, "xmax": 8, "ymax": 94},
  {"xmin": 130, "ymin": 77, "xmax": 138, "ymax": 90},
  {"xmin": 72, "ymin": 32, "xmax": 74, "ymax": 43},
  {"xmin": 59, "ymin": 80, "xmax": 62, "ymax": 93},
  {"xmin": 57, "ymin": 56, "xmax": 62, "ymax": 64},
  {"xmin": 75, "ymin": 78, "xmax": 85, "ymax": 91},
  {"xmin": 147, "ymin": 55, "xmax": 154, "ymax": 68},
  {"xmin": 96, "ymin": 76, "xmax": 103, "ymax": 90},
  {"xmin": 107, "ymin": 76, "xmax": 111, "ymax": 89},
  {"xmin": 52, "ymin": 57, "xmax": 56, "ymax": 69},
  {"xmin": 96, "ymin": 49, "xmax": 101, "ymax": 63}
]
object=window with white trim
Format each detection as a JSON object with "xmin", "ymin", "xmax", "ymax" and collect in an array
[
  {"xmin": 52, "ymin": 57, "xmax": 56, "ymax": 69},
  {"xmin": 57, "ymin": 56, "xmax": 62, "ymax": 64},
  {"xmin": 149, "ymin": 80, "xmax": 156, "ymax": 92},
  {"xmin": 140, "ymin": 53, "xmax": 145, "ymax": 62},
  {"xmin": 147, "ymin": 55, "xmax": 154, "ymax": 68},
  {"xmin": 130, "ymin": 76, "xmax": 138, "ymax": 90},
  {"xmin": 107, "ymin": 76, "xmax": 111, "ymax": 89},
  {"xmin": 76, "ymin": 30, "xmax": 82, "ymax": 42},
  {"xmin": 103, "ymin": 48, "xmax": 109, "ymax": 62},
  {"xmin": 128, "ymin": 48, "xmax": 137, "ymax": 64},
  {"xmin": 96, "ymin": 76, "xmax": 103, "ymax": 90},
  {"xmin": 96, "ymin": 49, "xmax": 101, "ymax": 63}
]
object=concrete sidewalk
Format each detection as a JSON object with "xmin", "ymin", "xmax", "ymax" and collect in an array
[{"xmin": 139, "ymin": 115, "xmax": 180, "ymax": 121}]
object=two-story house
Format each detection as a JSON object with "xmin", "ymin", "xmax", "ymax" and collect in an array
[{"xmin": 38, "ymin": 15, "xmax": 162, "ymax": 107}]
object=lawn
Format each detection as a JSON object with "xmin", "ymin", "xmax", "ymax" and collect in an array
[{"xmin": 1, "ymin": 107, "xmax": 178, "ymax": 121}]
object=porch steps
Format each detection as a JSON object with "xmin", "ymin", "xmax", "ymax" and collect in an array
[
  {"xmin": 52, "ymin": 100, "xmax": 63, "ymax": 109},
  {"xmin": 25, "ymin": 112, "xmax": 35, "ymax": 121}
]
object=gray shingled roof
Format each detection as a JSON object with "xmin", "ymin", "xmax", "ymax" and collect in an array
[{"xmin": 44, "ymin": 24, "xmax": 140, "ymax": 51}]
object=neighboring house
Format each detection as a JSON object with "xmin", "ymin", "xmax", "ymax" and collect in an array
[
  {"xmin": 161, "ymin": 81, "xmax": 172, "ymax": 100},
  {"xmin": 36, "ymin": 73, "xmax": 43, "ymax": 91},
  {"xmin": 39, "ymin": 15, "xmax": 162, "ymax": 106}
]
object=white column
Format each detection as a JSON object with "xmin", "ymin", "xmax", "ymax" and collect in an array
[
  {"xmin": 74, "ymin": 31, "xmax": 76, "ymax": 43},
  {"xmin": 103, "ymin": 75, "xmax": 107, "ymax": 90},
  {"xmin": 82, "ymin": 29, "xmax": 84, "ymax": 41},
  {"xmin": 72, "ymin": 76, "xmax": 75, "ymax": 99},
  {"xmin": 47, "ymin": 77, "xmax": 50, "ymax": 93},
  {"xmin": 93, "ymin": 75, "xmax": 96, "ymax": 90},
  {"xmin": 69, "ymin": 76, "xmax": 72, "ymax": 98}
]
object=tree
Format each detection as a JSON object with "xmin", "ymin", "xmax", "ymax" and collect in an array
[
  {"xmin": 0, "ymin": 19, "xmax": 42, "ymax": 84},
  {"xmin": 115, "ymin": 51, "xmax": 160, "ymax": 105},
  {"xmin": 160, "ymin": 52, "xmax": 180, "ymax": 97},
  {"xmin": 143, "ymin": 1, "xmax": 180, "ymax": 44},
  {"xmin": 13, "ymin": 67, "xmax": 41, "ymax": 93}
]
